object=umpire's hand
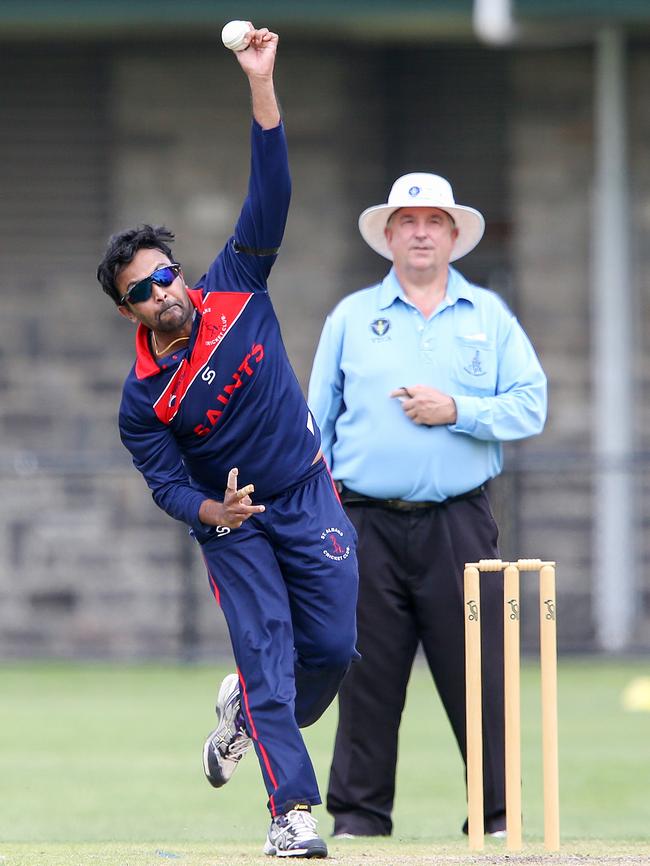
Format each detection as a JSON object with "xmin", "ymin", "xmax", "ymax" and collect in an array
[{"xmin": 390, "ymin": 385, "xmax": 458, "ymax": 426}]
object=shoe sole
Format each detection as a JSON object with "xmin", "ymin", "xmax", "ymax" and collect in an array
[
  {"xmin": 263, "ymin": 845, "xmax": 328, "ymax": 858},
  {"xmin": 202, "ymin": 727, "xmax": 226, "ymax": 788},
  {"xmin": 202, "ymin": 673, "xmax": 241, "ymax": 788}
]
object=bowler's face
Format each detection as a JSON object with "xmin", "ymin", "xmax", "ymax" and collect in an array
[
  {"xmin": 385, "ymin": 207, "xmax": 458, "ymax": 274},
  {"xmin": 116, "ymin": 248, "xmax": 193, "ymax": 334}
]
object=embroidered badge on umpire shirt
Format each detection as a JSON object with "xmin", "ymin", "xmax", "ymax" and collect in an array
[
  {"xmin": 464, "ymin": 350, "xmax": 486, "ymax": 376},
  {"xmin": 370, "ymin": 318, "xmax": 391, "ymax": 338}
]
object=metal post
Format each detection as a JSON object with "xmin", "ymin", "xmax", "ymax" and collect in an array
[{"xmin": 592, "ymin": 27, "xmax": 635, "ymax": 651}]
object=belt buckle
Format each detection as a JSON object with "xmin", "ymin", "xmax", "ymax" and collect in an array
[{"xmin": 386, "ymin": 498, "xmax": 423, "ymax": 512}]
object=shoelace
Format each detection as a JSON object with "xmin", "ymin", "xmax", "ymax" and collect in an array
[
  {"xmin": 224, "ymin": 728, "xmax": 252, "ymax": 759},
  {"xmin": 283, "ymin": 810, "xmax": 318, "ymax": 842}
]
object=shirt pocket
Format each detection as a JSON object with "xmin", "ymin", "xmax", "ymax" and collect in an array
[{"xmin": 450, "ymin": 336, "xmax": 497, "ymax": 395}]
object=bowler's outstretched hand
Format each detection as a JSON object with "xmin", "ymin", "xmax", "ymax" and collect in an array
[{"xmin": 199, "ymin": 467, "xmax": 265, "ymax": 529}]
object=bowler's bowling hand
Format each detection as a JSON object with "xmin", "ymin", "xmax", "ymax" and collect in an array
[
  {"xmin": 235, "ymin": 26, "xmax": 278, "ymax": 78},
  {"xmin": 198, "ymin": 467, "xmax": 265, "ymax": 529},
  {"xmin": 390, "ymin": 385, "xmax": 458, "ymax": 426}
]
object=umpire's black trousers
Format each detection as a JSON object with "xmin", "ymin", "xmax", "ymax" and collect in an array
[{"xmin": 327, "ymin": 487, "xmax": 506, "ymax": 836}]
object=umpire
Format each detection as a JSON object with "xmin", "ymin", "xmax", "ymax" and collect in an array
[{"xmin": 307, "ymin": 172, "xmax": 547, "ymax": 838}]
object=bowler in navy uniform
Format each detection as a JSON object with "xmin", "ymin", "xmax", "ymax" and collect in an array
[{"xmin": 97, "ymin": 25, "xmax": 358, "ymax": 859}]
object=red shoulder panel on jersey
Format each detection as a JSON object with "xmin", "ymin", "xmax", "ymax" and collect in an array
[{"xmin": 152, "ymin": 291, "xmax": 253, "ymax": 425}]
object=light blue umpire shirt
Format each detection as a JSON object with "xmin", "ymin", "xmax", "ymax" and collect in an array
[{"xmin": 308, "ymin": 266, "xmax": 547, "ymax": 502}]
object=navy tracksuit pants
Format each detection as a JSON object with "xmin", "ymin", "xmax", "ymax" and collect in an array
[{"xmin": 201, "ymin": 460, "xmax": 359, "ymax": 816}]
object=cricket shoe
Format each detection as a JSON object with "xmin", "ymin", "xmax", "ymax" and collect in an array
[
  {"xmin": 202, "ymin": 673, "xmax": 253, "ymax": 788},
  {"xmin": 263, "ymin": 805, "xmax": 328, "ymax": 858}
]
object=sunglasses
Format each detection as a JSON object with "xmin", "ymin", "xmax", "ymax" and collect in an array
[{"xmin": 120, "ymin": 263, "xmax": 182, "ymax": 305}]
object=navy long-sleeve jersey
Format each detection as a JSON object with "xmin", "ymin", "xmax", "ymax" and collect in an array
[{"xmin": 118, "ymin": 121, "xmax": 322, "ymax": 537}]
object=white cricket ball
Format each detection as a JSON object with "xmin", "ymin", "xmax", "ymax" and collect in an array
[{"xmin": 221, "ymin": 20, "xmax": 251, "ymax": 52}]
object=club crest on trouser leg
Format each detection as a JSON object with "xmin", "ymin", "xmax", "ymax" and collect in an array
[{"xmin": 320, "ymin": 527, "xmax": 350, "ymax": 561}]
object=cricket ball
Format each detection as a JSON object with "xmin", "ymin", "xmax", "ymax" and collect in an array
[{"xmin": 221, "ymin": 20, "xmax": 252, "ymax": 52}]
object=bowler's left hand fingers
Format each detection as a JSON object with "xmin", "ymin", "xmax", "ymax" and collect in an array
[
  {"xmin": 236, "ymin": 483, "xmax": 255, "ymax": 501},
  {"xmin": 226, "ymin": 467, "xmax": 239, "ymax": 491}
]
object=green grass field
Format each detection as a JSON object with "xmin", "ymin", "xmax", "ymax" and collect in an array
[{"xmin": 1, "ymin": 658, "xmax": 649, "ymax": 865}]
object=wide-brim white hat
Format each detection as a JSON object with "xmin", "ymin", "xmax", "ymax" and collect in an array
[{"xmin": 358, "ymin": 172, "xmax": 485, "ymax": 262}]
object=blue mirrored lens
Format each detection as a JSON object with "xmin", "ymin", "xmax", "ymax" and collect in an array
[
  {"xmin": 127, "ymin": 279, "xmax": 154, "ymax": 304},
  {"xmin": 126, "ymin": 265, "xmax": 179, "ymax": 304}
]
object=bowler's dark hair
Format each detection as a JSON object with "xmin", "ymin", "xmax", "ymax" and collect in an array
[{"xmin": 97, "ymin": 224, "xmax": 176, "ymax": 306}]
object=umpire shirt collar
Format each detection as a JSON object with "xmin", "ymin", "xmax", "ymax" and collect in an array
[{"xmin": 378, "ymin": 266, "xmax": 477, "ymax": 312}]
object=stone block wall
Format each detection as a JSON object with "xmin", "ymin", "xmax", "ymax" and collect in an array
[
  {"xmin": 511, "ymin": 44, "xmax": 650, "ymax": 650},
  {"xmin": 0, "ymin": 41, "xmax": 373, "ymax": 660}
]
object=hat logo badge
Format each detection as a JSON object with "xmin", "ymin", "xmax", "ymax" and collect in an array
[{"xmin": 408, "ymin": 186, "xmax": 420, "ymax": 197}]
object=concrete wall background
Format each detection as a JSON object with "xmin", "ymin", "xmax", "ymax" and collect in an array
[{"xmin": 511, "ymin": 47, "xmax": 595, "ymax": 647}]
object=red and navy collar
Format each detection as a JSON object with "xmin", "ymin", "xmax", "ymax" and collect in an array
[{"xmin": 134, "ymin": 287, "xmax": 204, "ymax": 380}]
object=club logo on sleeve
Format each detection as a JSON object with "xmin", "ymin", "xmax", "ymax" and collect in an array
[{"xmin": 321, "ymin": 527, "xmax": 351, "ymax": 561}]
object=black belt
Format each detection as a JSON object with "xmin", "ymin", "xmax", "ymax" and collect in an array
[{"xmin": 336, "ymin": 482, "xmax": 485, "ymax": 512}]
